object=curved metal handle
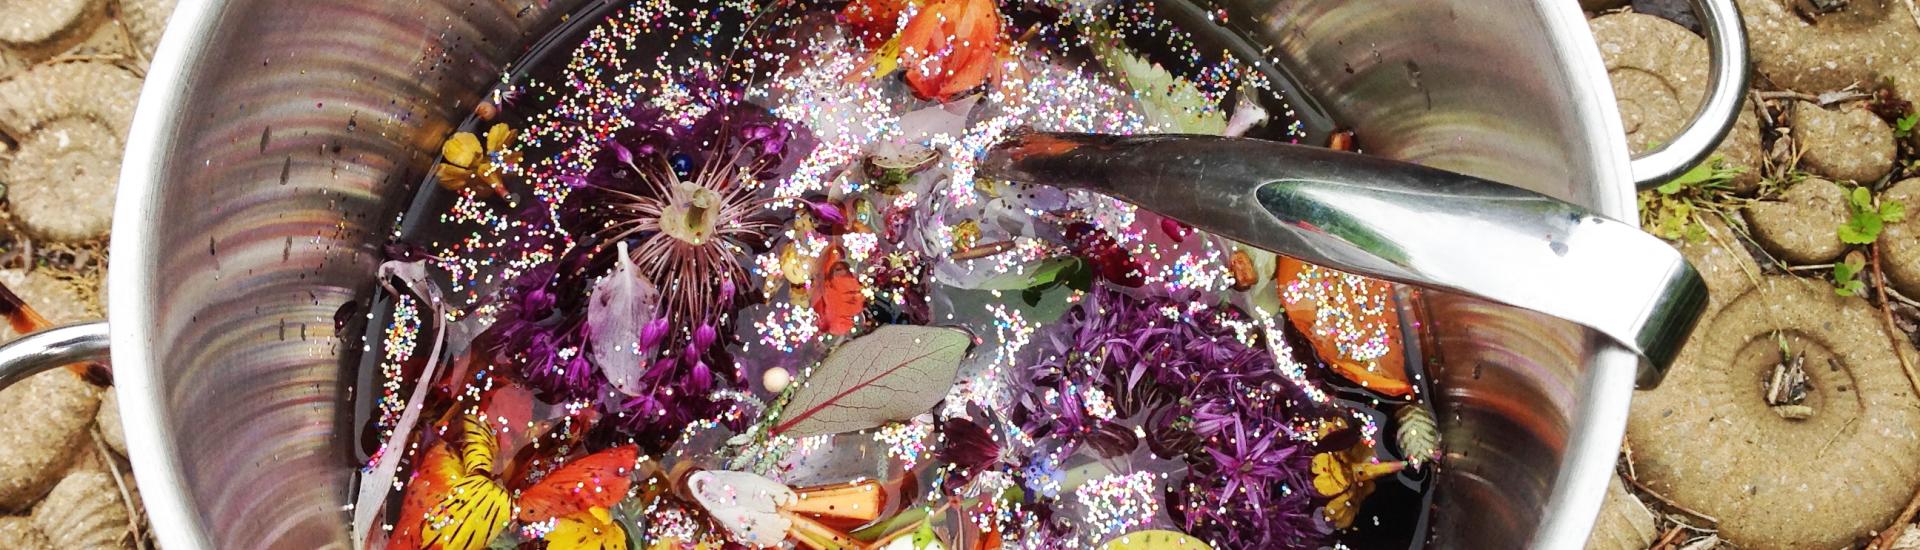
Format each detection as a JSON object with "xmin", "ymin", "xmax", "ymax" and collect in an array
[
  {"xmin": 0, "ymin": 322, "xmax": 112, "ymax": 389},
  {"xmin": 982, "ymin": 133, "xmax": 1709, "ymax": 387},
  {"xmin": 1629, "ymin": 0, "xmax": 1751, "ymax": 189}
]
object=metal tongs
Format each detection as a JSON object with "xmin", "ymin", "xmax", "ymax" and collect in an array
[{"xmin": 980, "ymin": 132, "xmax": 1708, "ymax": 387}]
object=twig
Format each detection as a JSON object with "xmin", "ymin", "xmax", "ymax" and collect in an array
[
  {"xmin": 1785, "ymin": 263, "xmax": 1835, "ymax": 272},
  {"xmin": 91, "ymin": 428, "xmax": 147, "ymax": 550},
  {"xmin": 1750, "ymin": 89, "xmax": 1775, "ymax": 128},
  {"xmin": 1757, "ymin": 90, "xmax": 1821, "ymax": 102},
  {"xmin": 1816, "ymin": 415, "xmax": 1859, "ymax": 459},
  {"xmin": 1891, "ymin": 286, "xmax": 1920, "ymax": 309},
  {"xmin": 1871, "ymin": 244, "xmax": 1920, "ymax": 550},
  {"xmin": 1871, "ymin": 245, "xmax": 1920, "ymax": 398},
  {"xmin": 1625, "ymin": 474, "xmax": 1720, "ymax": 524},
  {"xmin": 1872, "ymin": 480, "xmax": 1920, "ymax": 550},
  {"xmin": 1907, "ymin": 0, "xmax": 1920, "ymax": 37},
  {"xmin": 1652, "ymin": 525, "xmax": 1686, "ymax": 550}
]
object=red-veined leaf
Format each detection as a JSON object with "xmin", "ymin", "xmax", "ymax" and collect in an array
[
  {"xmin": 773, "ymin": 325, "xmax": 972, "ymax": 437},
  {"xmin": 517, "ymin": 445, "xmax": 641, "ymax": 523}
]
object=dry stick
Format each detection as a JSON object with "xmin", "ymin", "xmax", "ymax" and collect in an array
[
  {"xmin": 1651, "ymin": 526, "xmax": 1686, "ymax": 550},
  {"xmin": 1872, "ymin": 245, "xmax": 1920, "ymax": 397},
  {"xmin": 1624, "ymin": 474, "xmax": 1720, "ymax": 524},
  {"xmin": 1891, "ymin": 286, "xmax": 1920, "ymax": 309},
  {"xmin": 1872, "ymin": 244, "xmax": 1920, "ymax": 550},
  {"xmin": 1874, "ymin": 485, "xmax": 1920, "ymax": 550},
  {"xmin": 92, "ymin": 429, "xmax": 148, "ymax": 550},
  {"xmin": 1815, "ymin": 415, "xmax": 1859, "ymax": 459}
]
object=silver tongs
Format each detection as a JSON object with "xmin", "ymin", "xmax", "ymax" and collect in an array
[{"xmin": 980, "ymin": 132, "xmax": 1707, "ymax": 387}]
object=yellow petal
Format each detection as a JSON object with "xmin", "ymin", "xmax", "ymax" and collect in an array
[
  {"xmin": 437, "ymin": 164, "xmax": 477, "ymax": 191},
  {"xmin": 1322, "ymin": 492, "xmax": 1360, "ymax": 529},
  {"xmin": 869, "ymin": 36, "xmax": 902, "ymax": 79},
  {"xmin": 420, "ymin": 475, "xmax": 513, "ymax": 550},
  {"xmin": 546, "ymin": 507, "xmax": 629, "ymax": 550},
  {"xmin": 1310, "ymin": 452, "xmax": 1351, "ymax": 497},
  {"xmin": 442, "ymin": 132, "xmax": 484, "ymax": 168},
  {"xmin": 486, "ymin": 123, "xmax": 515, "ymax": 152},
  {"xmin": 456, "ymin": 415, "xmax": 498, "ymax": 476}
]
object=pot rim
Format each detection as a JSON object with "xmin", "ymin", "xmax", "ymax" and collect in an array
[{"xmin": 106, "ymin": 0, "xmax": 1643, "ymax": 548}]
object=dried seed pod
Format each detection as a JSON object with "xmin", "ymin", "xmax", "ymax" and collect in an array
[
  {"xmin": 1394, "ymin": 405, "xmax": 1439, "ymax": 467},
  {"xmin": 1227, "ymin": 249, "xmax": 1257, "ymax": 291}
]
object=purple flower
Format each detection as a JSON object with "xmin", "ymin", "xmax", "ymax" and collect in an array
[
  {"xmin": 808, "ymin": 200, "xmax": 847, "ymax": 226},
  {"xmin": 487, "ymin": 264, "xmax": 606, "ymax": 402},
  {"xmin": 937, "ymin": 416, "xmax": 1002, "ymax": 483},
  {"xmin": 1015, "ymin": 285, "xmax": 1331, "ymax": 546}
]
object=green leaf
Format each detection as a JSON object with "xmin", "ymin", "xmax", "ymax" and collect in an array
[
  {"xmin": 1658, "ymin": 161, "xmax": 1713, "ymax": 194},
  {"xmin": 1851, "ymin": 186, "xmax": 1875, "ymax": 211},
  {"xmin": 1833, "ymin": 255, "xmax": 1867, "ymax": 296},
  {"xmin": 1839, "ymin": 186, "xmax": 1893, "ymax": 244},
  {"xmin": 1839, "ymin": 217, "xmax": 1881, "ymax": 244},
  {"xmin": 771, "ymin": 325, "xmax": 973, "ymax": 437},
  {"xmin": 968, "ymin": 257, "xmax": 1083, "ymax": 291},
  {"xmin": 1654, "ymin": 155, "xmax": 1741, "ymax": 195},
  {"xmin": 1897, "ymin": 112, "xmax": 1919, "ymax": 138}
]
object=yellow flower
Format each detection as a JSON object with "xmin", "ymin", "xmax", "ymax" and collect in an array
[
  {"xmin": 437, "ymin": 123, "xmax": 521, "ymax": 200},
  {"xmin": 1311, "ymin": 443, "xmax": 1405, "ymax": 529},
  {"xmin": 546, "ymin": 507, "xmax": 628, "ymax": 550}
]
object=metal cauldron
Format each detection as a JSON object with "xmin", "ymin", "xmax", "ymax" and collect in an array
[{"xmin": 0, "ymin": 0, "xmax": 1747, "ymax": 547}]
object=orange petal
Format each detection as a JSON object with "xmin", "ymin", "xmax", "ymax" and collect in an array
[
  {"xmin": 389, "ymin": 443, "xmax": 465, "ymax": 550},
  {"xmin": 518, "ymin": 445, "xmax": 641, "ymax": 523},
  {"xmin": 898, "ymin": 0, "xmax": 1002, "ymax": 101},
  {"xmin": 810, "ymin": 244, "xmax": 866, "ymax": 336},
  {"xmin": 1275, "ymin": 257, "xmax": 1412, "ymax": 397},
  {"xmin": 785, "ymin": 479, "xmax": 887, "ymax": 525}
]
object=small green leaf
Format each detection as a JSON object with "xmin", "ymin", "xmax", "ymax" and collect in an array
[
  {"xmin": 1839, "ymin": 217, "xmax": 1881, "ymax": 244},
  {"xmin": 1833, "ymin": 255, "xmax": 1867, "ymax": 296},
  {"xmin": 1839, "ymin": 186, "xmax": 1894, "ymax": 244},
  {"xmin": 1852, "ymin": 186, "xmax": 1875, "ymax": 210},
  {"xmin": 1896, "ymin": 112, "xmax": 1919, "ymax": 138}
]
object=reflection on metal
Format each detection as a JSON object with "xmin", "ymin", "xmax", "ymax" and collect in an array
[{"xmin": 981, "ymin": 133, "xmax": 1708, "ymax": 386}]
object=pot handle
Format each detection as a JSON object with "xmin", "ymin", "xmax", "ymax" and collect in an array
[
  {"xmin": 1629, "ymin": 0, "xmax": 1751, "ymax": 190},
  {"xmin": 0, "ymin": 322, "xmax": 111, "ymax": 389}
]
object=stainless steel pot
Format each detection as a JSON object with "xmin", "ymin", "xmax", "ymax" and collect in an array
[{"xmin": 0, "ymin": 0, "xmax": 1747, "ymax": 547}]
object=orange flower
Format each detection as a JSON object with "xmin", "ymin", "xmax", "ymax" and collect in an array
[
  {"xmin": 811, "ymin": 243, "xmax": 867, "ymax": 337},
  {"xmin": 388, "ymin": 414, "xmax": 640, "ymax": 550},
  {"xmin": 896, "ymin": 0, "xmax": 1003, "ymax": 101},
  {"xmin": 841, "ymin": 0, "xmax": 908, "ymax": 48}
]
